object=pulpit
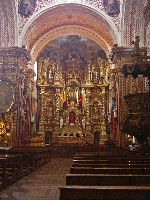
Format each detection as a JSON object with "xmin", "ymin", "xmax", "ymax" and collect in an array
[{"xmin": 123, "ymin": 93, "xmax": 150, "ymax": 144}]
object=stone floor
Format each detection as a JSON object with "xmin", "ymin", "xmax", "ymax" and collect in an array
[{"xmin": 0, "ymin": 158, "xmax": 72, "ymax": 200}]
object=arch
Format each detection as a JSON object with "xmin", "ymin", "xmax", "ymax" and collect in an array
[
  {"xmin": 18, "ymin": 4, "xmax": 120, "ymax": 59},
  {"xmin": 31, "ymin": 25, "xmax": 111, "ymax": 60}
]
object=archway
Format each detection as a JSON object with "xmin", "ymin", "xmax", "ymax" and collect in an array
[
  {"xmin": 20, "ymin": 3, "xmax": 118, "ymax": 145},
  {"xmin": 19, "ymin": 4, "xmax": 120, "ymax": 60}
]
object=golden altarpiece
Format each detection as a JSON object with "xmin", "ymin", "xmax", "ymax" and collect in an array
[
  {"xmin": 37, "ymin": 36, "xmax": 109, "ymax": 145},
  {"xmin": 0, "ymin": 47, "xmax": 35, "ymax": 147}
]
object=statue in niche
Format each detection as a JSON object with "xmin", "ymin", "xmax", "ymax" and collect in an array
[
  {"xmin": 97, "ymin": 58, "xmax": 107, "ymax": 84},
  {"xmin": 92, "ymin": 67, "xmax": 100, "ymax": 84},
  {"xmin": 69, "ymin": 111, "xmax": 76, "ymax": 126},
  {"xmin": 38, "ymin": 58, "xmax": 43, "ymax": 83},
  {"xmin": 82, "ymin": 117, "xmax": 86, "ymax": 129},
  {"xmin": 38, "ymin": 58, "xmax": 49, "ymax": 84},
  {"xmin": 93, "ymin": 101, "xmax": 101, "ymax": 122},
  {"xmin": 87, "ymin": 61, "xmax": 92, "ymax": 83},
  {"xmin": 131, "ymin": 36, "xmax": 140, "ymax": 55},
  {"xmin": 60, "ymin": 117, "xmax": 63, "ymax": 128},
  {"xmin": 38, "ymin": 57, "xmax": 60, "ymax": 84},
  {"xmin": 54, "ymin": 62, "xmax": 63, "ymax": 84},
  {"xmin": 48, "ymin": 68, "xmax": 53, "ymax": 81},
  {"xmin": 47, "ymin": 60, "xmax": 55, "ymax": 83}
]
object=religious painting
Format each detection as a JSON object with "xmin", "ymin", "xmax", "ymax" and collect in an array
[
  {"xmin": 103, "ymin": 0, "xmax": 120, "ymax": 17},
  {"xmin": 18, "ymin": 0, "xmax": 37, "ymax": 17}
]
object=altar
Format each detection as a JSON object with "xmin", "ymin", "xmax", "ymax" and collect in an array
[
  {"xmin": 37, "ymin": 36, "xmax": 109, "ymax": 145},
  {"xmin": 58, "ymin": 133, "xmax": 85, "ymax": 145}
]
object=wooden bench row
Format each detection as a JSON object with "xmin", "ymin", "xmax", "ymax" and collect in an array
[
  {"xmin": 70, "ymin": 167, "xmax": 150, "ymax": 174},
  {"xmin": 59, "ymin": 150, "xmax": 150, "ymax": 200},
  {"xmin": 66, "ymin": 174, "xmax": 150, "ymax": 186},
  {"xmin": 59, "ymin": 186, "xmax": 150, "ymax": 200},
  {"xmin": 0, "ymin": 145, "xmax": 51, "ymax": 190},
  {"xmin": 73, "ymin": 159, "xmax": 150, "ymax": 164},
  {"xmin": 72, "ymin": 163, "xmax": 150, "ymax": 168},
  {"xmin": 74, "ymin": 154, "xmax": 150, "ymax": 160},
  {"xmin": 74, "ymin": 151, "xmax": 143, "ymax": 157}
]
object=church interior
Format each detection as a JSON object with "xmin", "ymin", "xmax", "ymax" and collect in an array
[{"xmin": 0, "ymin": 0, "xmax": 150, "ymax": 199}]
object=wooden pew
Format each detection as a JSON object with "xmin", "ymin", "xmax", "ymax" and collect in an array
[
  {"xmin": 0, "ymin": 145, "xmax": 51, "ymax": 173},
  {"xmin": 74, "ymin": 151, "xmax": 142, "ymax": 158},
  {"xmin": 60, "ymin": 151, "xmax": 150, "ymax": 200},
  {"xmin": 73, "ymin": 159, "xmax": 150, "ymax": 165},
  {"xmin": 70, "ymin": 167, "xmax": 150, "ymax": 175},
  {"xmin": 0, "ymin": 145, "xmax": 51, "ymax": 190},
  {"xmin": 74, "ymin": 154, "xmax": 150, "ymax": 160},
  {"xmin": 0, "ymin": 155, "xmax": 23, "ymax": 190},
  {"xmin": 59, "ymin": 186, "xmax": 150, "ymax": 200},
  {"xmin": 66, "ymin": 174, "xmax": 150, "ymax": 186},
  {"xmin": 72, "ymin": 163, "xmax": 150, "ymax": 168}
]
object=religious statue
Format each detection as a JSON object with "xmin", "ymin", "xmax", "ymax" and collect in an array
[
  {"xmin": 86, "ymin": 61, "xmax": 92, "ymax": 83},
  {"xmin": 93, "ymin": 101, "xmax": 101, "ymax": 122},
  {"xmin": 54, "ymin": 62, "xmax": 62, "ymax": 84},
  {"xmin": 97, "ymin": 57, "xmax": 108, "ymax": 84},
  {"xmin": 69, "ymin": 111, "xmax": 76, "ymax": 126},
  {"xmin": 131, "ymin": 36, "xmax": 140, "ymax": 55},
  {"xmin": 82, "ymin": 117, "xmax": 86, "ymax": 129},
  {"xmin": 60, "ymin": 117, "xmax": 63, "ymax": 128},
  {"xmin": 38, "ymin": 58, "xmax": 47, "ymax": 84},
  {"xmin": 47, "ymin": 60, "xmax": 55, "ymax": 83}
]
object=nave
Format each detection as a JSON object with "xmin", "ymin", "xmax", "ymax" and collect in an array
[
  {"xmin": 1, "ymin": 147, "xmax": 150, "ymax": 200},
  {"xmin": 0, "ymin": 158, "xmax": 72, "ymax": 200},
  {"xmin": 0, "ymin": 1, "xmax": 150, "ymax": 199}
]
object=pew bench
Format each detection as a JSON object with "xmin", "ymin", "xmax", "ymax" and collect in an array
[
  {"xmin": 72, "ymin": 163, "xmax": 150, "ymax": 168},
  {"xmin": 73, "ymin": 159, "xmax": 150, "ymax": 165},
  {"xmin": 0, "ymin": 145, "xmax": 51, "ymax": 190},
  {"xmin": 66, "ymin": 174, "xmax": 150, "ymax": 186},
  {"xmin": 70, "ymin": 167, "xmax": 150, "ymax": 175},
  {"xmin": 59, "ymin": 185, "xmax": 150, "ymax": 200},
  {"xmin": 74, "ymin": 155, "xmax": 150, "ymax": 160},
  {"xmin": 0, "ymin": 155, "xmax": 23, "ymax": 190}
]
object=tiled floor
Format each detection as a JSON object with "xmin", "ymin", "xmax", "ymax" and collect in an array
[{"xmin": 0, "ymin": 158, "xmax": 72, "ymax": 200}]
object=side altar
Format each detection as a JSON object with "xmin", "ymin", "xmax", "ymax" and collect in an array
[{"xmin": 37, "ymin": 36, "xmax": 110, "ymax": 145}]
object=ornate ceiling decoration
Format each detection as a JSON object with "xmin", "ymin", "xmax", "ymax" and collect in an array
[
  {"xmin": 20, "ymin": 4, "xmax": 119, "ymax": 60},
  {"xmin": 18, "ymin": 0, "xmax": 121, "ymax": 34}
]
